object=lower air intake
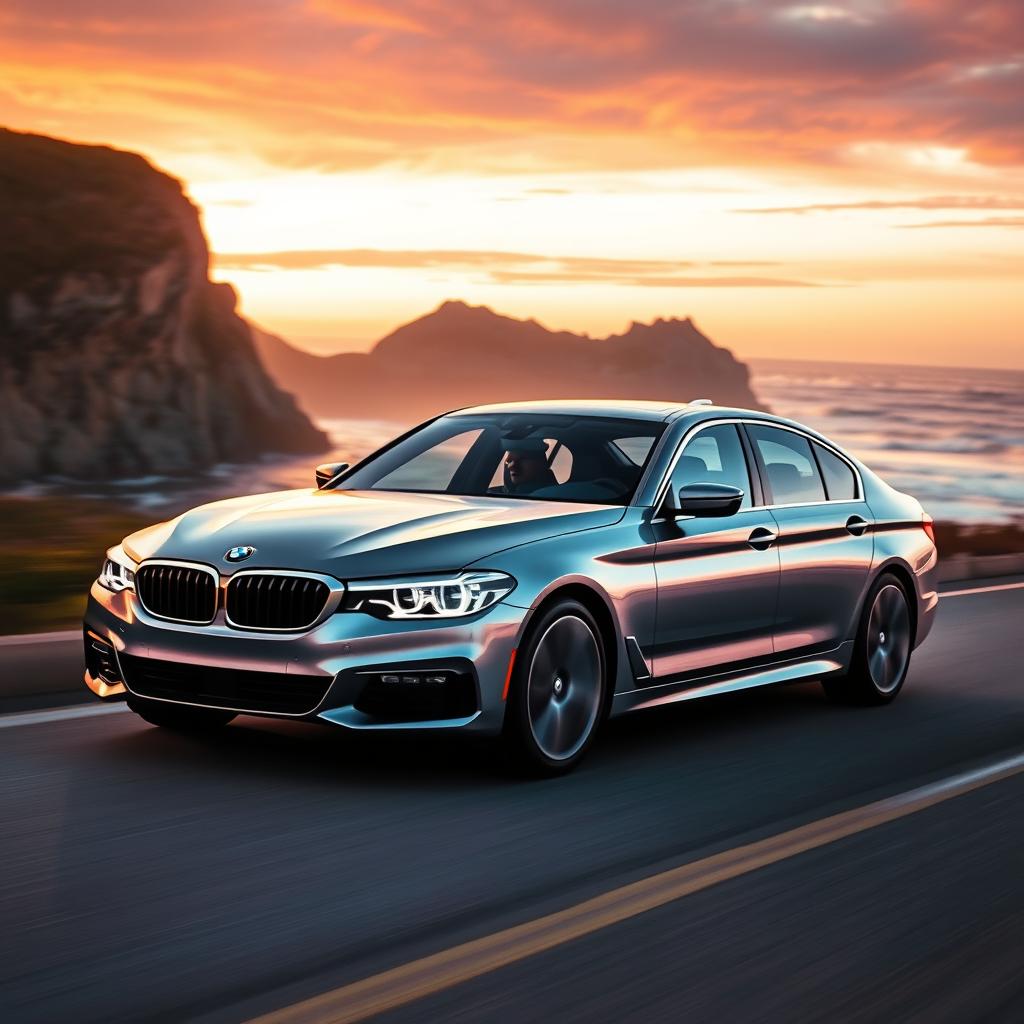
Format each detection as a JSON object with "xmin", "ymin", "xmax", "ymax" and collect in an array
[
  {"xmin": 354, "ymin": 670, "xmax": 478, "ymax": 723},
  {"xmin": 121, "ymin": 654, "xmax": 331, "ymax": 715},
  {"xmin": 84, "ymin": 629, "xmax": 122, "ymax": 684}
]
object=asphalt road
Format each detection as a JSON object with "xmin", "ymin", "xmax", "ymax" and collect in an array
[
  {"xmin": 1, "ymin": 582, "xmax": 1023, "ymax": 1023},
  {"xmin": 0, "ymin": 630, "xmax": 88, "ymax": 710}
]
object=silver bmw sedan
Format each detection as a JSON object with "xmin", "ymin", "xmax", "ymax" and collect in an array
[{"xmin": 84, "ymin": 400, "xmax": 938, "ymax": 774}]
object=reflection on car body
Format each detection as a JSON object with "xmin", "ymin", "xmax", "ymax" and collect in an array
[{"xmin": 85, "ymin": 399, "xmax": 938, "ymax": 774}]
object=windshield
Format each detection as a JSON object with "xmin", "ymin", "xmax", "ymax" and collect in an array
[{"xmin": 338, "ymin": 413, "xmax": 667, "ymax": 505}]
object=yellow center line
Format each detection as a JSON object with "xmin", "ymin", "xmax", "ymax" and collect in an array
[{"xmin": 248, "ymin": 751, "xmax": 1024, "ymax": 1024}]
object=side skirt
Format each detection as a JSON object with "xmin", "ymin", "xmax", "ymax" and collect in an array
[{"xmin": 611, "ymin": 642, "xmax": 852, "ymax": 717}]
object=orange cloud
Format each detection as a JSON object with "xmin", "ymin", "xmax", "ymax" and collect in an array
[
  {"xmin": 738, "ymin": 195, "xmax": 1024, "ymax": 214},
  {"xmin": 488, "ymin": 272, "xmax": 818, "ymax": 288},
  {"xmin": 900, "ymin": 216, "xmax": 1024, "ymax": 228},
  {"xmin": 1, "ymin": 1, "xmax": 1023, "ymax": 177},
  {"xmin": 212, "ymin": 248, "xmax": 820, "ymax": 286},
  {"xmin": 214, "ymin": 249, "xmax": 697, "ymax": 273}
]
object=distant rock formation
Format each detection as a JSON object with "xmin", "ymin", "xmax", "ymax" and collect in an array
[
  {"xmin": 0, "ymin": 129, "xmax": 327, "ymax": 485},
  {"xmin": 253, "ymin": 300, "xmax": 763, "ymax": 422}
]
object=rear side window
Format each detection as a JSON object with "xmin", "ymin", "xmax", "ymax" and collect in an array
[
  {"xmin": 747, "ymin": 424, "xmax": 826, "ymax": 505},
  {"xmin": 813, "ymin": 443, "xmax": 858, "ymax": 501}
]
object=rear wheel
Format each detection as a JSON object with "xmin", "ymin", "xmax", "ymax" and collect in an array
[
  {"xmin": 127, "ymin": 696, "xmax": 236, "ymax": 731},
  {"xmin": 503, "ymin": 599, "xmax": 607, "ymax": 775},
  {"xmin": 823, "ymin": 573, "xmax": 913, "ymax": 705}
]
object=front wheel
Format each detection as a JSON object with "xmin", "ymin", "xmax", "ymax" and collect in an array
[
  {"xmin": 127, "ymin": 696, "xmax": 236, "ymax": 731},
  {"xmin": 502, "ymin": 600, "xmax": 608, "ymax": 776},
  {"xmin": 823, "ymin": 573, "xmax": 913, "ymax": 705}
]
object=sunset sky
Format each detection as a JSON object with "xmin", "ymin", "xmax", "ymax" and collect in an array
[{"xmin": 2, "ymin": 0, "xmax": 1022, "ymax": 367}]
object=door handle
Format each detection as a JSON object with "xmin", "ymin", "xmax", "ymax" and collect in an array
[
  {"xmin": 845, "ymin": 515, "xmax": 871, "ymax": 536},
  {"xmin": 747, "ymin": 526, "xmax": 778, "ymax": 550}
]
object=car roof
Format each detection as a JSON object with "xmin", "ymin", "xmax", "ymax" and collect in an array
[
  {"xmin": 439, "ymin": 401, "xmax": 864, "ymax": 482},
  {"xmin": 452, "ymin": 399, "xmax": 727, "ymax": 422},
  {"xmin": 446, "ymin": 401, "xmax": 834, "ymax": 444}
]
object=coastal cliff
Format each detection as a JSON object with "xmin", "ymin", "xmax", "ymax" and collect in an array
[{"xmin": 0, "ymin": 129, "xmax": 327, "ymax": 485}]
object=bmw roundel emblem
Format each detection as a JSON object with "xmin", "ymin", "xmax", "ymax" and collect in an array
[{"xmin": 225, "ymin": 545, "xmax": 256, "ymax": 563}]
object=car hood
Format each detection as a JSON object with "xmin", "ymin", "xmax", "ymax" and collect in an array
[{"xmin": 124, "ymin": 488, "xmax": 623, "ymax": 578}]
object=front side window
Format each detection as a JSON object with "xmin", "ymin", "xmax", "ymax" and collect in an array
[
  {"xmin": 338, "ymin": 413, "xmax": 666, "ymax": 505},
  {"xmin": 747, "ymin": 424, "xmax": 826, "ymax": 504},
  {"xmin": 665, "ymin": 424, "xmax": 752, "ymax": 512}
]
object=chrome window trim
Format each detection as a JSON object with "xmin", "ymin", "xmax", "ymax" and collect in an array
[
  {"xmin": 224, "ymin": 568, "xmax": 345, "ymax": 633},
  {"xmin": 134, "ymin": 558, "xmax": 221, "ymax": 626},
  {"xmin": 651, "ymin": 417, "xmax": 864, "ymax": 513}
]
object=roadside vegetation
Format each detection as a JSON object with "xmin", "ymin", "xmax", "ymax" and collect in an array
[{"xmin": 0, "ymin": 497, "xmax": 153, "ymax": 634}]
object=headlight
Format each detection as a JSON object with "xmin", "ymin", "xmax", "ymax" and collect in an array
[
  {"xmin": 340, "ymin": 571, "xmax": 515, "ymax": 620},
  {"xmin": 98, "ymin": 545, "xmax": 137, "ymax": 593}
]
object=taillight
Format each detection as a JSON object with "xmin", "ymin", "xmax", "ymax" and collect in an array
[{"xmin": 922, "ymin": 515, "xmax": 936, "ymax": 546}]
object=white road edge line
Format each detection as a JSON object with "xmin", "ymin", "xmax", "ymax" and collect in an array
[
  {"xmin": 941, "ymin": 581, "xmax": 1024, "ymax": 598},
  {"xmin": 0, "ymin": 628, "xmax": 79, "ymax": 647},
  {"xmin": 0, "ymin": 702, "xmax": 131, "ymax": 729}
]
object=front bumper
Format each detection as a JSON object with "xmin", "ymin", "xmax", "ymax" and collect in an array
[{"xmin": 84, "ymin": 581, "xmax": 525, "ymax": 735}]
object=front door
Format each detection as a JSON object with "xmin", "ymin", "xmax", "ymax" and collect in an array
[{"xmin": 651, "ymin": 423, "xmax": 780, "ymax": 681}]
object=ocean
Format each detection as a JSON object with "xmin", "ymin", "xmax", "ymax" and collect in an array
[{"xmin": 750, "ymin": 359, "xmax": 1024, "ymax": 524}]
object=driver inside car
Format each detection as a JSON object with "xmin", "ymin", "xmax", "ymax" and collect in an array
[{"xmin": 500, "ymin": 437, "xmax": 558, "ymax": 495}]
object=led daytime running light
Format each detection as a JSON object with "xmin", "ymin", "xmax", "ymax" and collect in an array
[{"xmin": 343, "ymin": 571, "xmax": 514, "ymax": 619}]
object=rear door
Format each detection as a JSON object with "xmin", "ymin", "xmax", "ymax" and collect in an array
[{"xmin": 743, "ymin": 423, "xmax": 873, "ymax": 658}]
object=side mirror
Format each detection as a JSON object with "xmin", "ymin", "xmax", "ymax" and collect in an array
[
  {"xmin": 315, "ymin": 462, "xmax": 349, "ymax": 489},
  {"xmin": 675, "ymin": 482, "xmax": 744, "ymax": 518}
]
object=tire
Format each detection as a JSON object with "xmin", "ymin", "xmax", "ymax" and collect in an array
[
  {"xmin": 502, "ymin": 599, "xmax": 608, "ymax": 776},
  {"xmin": 127, "ymin": 695, "xmax": 236, "ymax": 731},
  {"xmin": 823, "ymin": 572, "xmax": 914, "ymax": 705}
]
